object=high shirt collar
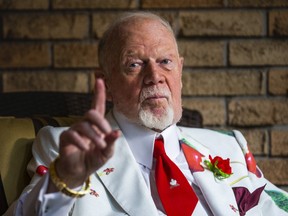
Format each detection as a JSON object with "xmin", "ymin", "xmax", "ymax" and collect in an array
[{"xmin": 112, "ymin": 109, "xmax": 181, "ymax": 170}]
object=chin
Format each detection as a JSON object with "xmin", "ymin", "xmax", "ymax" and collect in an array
[{"xmin": 138, "ymin": 106, "xmax": 174, "ymax": 130}]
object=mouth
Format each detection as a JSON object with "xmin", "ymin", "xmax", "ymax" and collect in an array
[
  {"xmin": 144, "ymin": 95, "xmax": 167, "ymax": 101},
  {"xmin": 140, "ymin": 86, "xmax": 171, "ymax": 104}
]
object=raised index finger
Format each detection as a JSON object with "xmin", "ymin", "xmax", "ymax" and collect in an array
[{"xmin": 92, "ymin": 78, "xmax": 106, "ymax": 116}]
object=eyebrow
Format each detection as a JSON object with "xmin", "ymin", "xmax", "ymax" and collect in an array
[
  {"xmin": 120, "ymin": 44, "xmax": 178, "ymax": 61},
  {"xmin": 120, "ymin": 49, "xmax": 139, "ymax": 59}
]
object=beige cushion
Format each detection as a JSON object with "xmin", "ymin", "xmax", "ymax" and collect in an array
[{"xmin": 0, "ymin": 116, "xmax": 80, "ymax": 206}]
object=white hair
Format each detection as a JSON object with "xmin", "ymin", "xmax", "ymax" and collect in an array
[{"xmin": 139, "ymin": 106, "xmax": 174, "ymax": 130}]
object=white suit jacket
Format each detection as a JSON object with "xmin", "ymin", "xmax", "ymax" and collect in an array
[{"xmin": 6, "ymin": 112, "xmax": 288, "ymax": 216}]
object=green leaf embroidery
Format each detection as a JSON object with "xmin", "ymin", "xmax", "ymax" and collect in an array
[{"xmin": 265, "ymin": 190, "xmax": 288, "ymax": 212}]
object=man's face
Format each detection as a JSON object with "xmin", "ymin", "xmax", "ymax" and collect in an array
[{"xmin": 106, "ymin": 19, "xmax": 183, "ymax": 130}]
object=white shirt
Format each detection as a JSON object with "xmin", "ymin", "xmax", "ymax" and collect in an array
[
  {"xmin": 113, "ymin": 110, "xmax": 211, "ymax": 215},
  {"xmin": 113, "ymin": 110, "xmax": 181, "ymax": 186}
]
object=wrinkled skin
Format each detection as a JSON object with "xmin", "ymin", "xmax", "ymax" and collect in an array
[{"xmin": 105, "ymin": 18, "xmax": 183, "ymax": 127}]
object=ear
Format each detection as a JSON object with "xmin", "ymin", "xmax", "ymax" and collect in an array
[
  {"xmin": 95, "ymin": 70, "xmax": 113, "ymax": 101},
  {"xmin": 179, "ymin": 56, "xmax": 184, "ymax": 89},
  {"xmin": 179, "ymin": 56, "xmax": 184, "ymax": 69},
  {"xmin": 105, "ymin": 85, "xmax": 113, "ymax": 101},
  {"xmin": 103, "ymin": 77, "xmax": 113, "ymax": 102}
]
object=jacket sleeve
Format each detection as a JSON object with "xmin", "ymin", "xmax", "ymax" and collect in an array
[{"xmin": 4, "ymin": 126, "xmax": 76, "ymax": 216}]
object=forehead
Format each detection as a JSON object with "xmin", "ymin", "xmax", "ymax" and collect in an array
[{"xmin": 116, "ymin": 19, "xmax": 177, "ymax": 53}]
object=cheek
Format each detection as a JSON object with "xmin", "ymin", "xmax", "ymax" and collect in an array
[
  {"xmin": 169, "ymin": 74, "xmax": 182, "ymax": 95},
  {"xmin": 110, "ymin": 78, "xmax": 142, "ymax": 103},
  {"xmin": 168, "ymin": 75, "xmax": 182, "ymax": 109}
]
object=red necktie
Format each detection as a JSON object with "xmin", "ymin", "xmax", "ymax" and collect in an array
[{"xmin": 153, "ymin": 138, "xmax": 198, "ymax": 216}]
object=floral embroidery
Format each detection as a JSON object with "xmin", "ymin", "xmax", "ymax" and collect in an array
[
  {"xmin": 98, "ymin": 168, "xmax": 115, "ymax": 176},
  {"xmin": 232, "ymin": 185, "xmax": 266, "ymax": 216},
  {"xmin": 245, "ymin": 150, "xmax": 262, "ymax": 178},
  {"xmin": 180, "ymin": 139, "xmax": 204, "ymax": 173},
  {"xmin": 265, "ymin": 190, "xmax": 288, "ymax": 213},
  {"xmin": 104, "ymin": 168, "xmax": 114, "ymax": 175},
  {"xmin": 229, "ymin": 204, "xmax": 238, "ymax": 213},
  {"xmin": 204, "ymin": 155, "xmax": 232, "ymax": 180},
  {"xmin": 90, "ymin": 189, "xmax": 99, "ymax": 197}
]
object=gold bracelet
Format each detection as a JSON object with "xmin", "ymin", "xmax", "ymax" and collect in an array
[{"xmin": 49, "ymin": 157, "xmax": 91, "ymax": 198}]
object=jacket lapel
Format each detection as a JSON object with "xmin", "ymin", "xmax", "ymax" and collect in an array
[
  {"xmin": 96, "ymin": 113, "xmax": 240, "ymax": 215},
  {"xmin": 96, "ymin": 112, "xmax": 158, "ymax": 216},
  {"xmin": 179, "ymin": 128, "xmax": 240, "ymax": 215}
]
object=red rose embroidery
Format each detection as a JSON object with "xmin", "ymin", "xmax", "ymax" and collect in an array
[{"xmin": 204, "ymin": 155, "xmax": 232, "ymax": 179}]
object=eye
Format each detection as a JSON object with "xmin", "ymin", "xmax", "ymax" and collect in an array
[
  {"xmin": 159, "ymin": 58, "xmax": 175, "ymax": 71},
  {"xmin": 125, "ymin": 61, "xmax": 144, "ymax": 74},
  {"xmin": 160, "ymin": 59, "xmax": 172, "ymax": 65},
  {"xmin": 129, "ymin": 62, "xmax": 141, "ymax": 68}
]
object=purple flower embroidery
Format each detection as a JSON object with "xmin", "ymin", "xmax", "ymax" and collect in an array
[
  {"xmin": 229, "ymin": 204, "xmax": 238, "ymax": 213},
  {"xmin": 232, "ymin": 184, "xmax": 266, "ymax": 216}
]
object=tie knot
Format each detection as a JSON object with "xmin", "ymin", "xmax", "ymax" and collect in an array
[{"xmin": 153, "ymin": 138, "xmax": 165, "ymax": 158}]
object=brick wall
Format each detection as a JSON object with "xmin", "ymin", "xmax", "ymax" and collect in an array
[{"xmin": 0, "ymin": 0, "xmax": 287, "ymax": 189}]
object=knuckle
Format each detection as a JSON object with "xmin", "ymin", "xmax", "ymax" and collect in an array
[{"xmin": 85, "ymin": 109, "xmax": 98, "ymax": 118}]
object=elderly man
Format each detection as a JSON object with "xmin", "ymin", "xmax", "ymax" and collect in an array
[{"xmin": 5, "ymin": 12, "xmax": 288, "ymax": 216}]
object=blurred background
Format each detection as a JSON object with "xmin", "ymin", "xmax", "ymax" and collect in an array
[{"xmin": 0, "ymin": 0, "xmax": 287, "ymax": 190}]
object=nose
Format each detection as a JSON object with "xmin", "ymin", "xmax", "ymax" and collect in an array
[{"xmin": 143, "ymin": 62, "xmax": 164, "ymax": 86}]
